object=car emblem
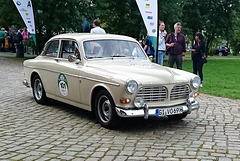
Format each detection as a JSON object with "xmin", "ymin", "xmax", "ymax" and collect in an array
[{"xmin": 58, "ymin": 74, "xmax": 68, "ymax": 96}]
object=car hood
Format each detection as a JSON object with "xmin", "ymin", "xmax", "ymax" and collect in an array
[{"xmin": 84, "ymin": 59, "xmax": 191, "ymax": 85}]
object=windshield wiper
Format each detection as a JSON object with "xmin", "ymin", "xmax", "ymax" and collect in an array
[
  {"xmin": 87, "ymin": 56, "xmax": 104, "ymax": 59},
  {"xmin": 111, "ymin": 55, "xmax": 125, "ymax": 57}
]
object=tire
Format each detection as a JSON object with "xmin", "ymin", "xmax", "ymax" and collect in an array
[
  {"xmin": 95, "ymin": 90, "xmax": 118, "ymax": 129},
  {"xmin": 168, "ymin": 113, "xmax": 188, "ymax": 121},
  {"xmin": 32, "ymin": 75, "xmax": 48, "ymax": 104},
  {"xmin": 218, "ymin": 52, "xmax": 223, "ymax": 56}
]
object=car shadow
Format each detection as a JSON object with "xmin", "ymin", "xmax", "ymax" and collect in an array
[{"xmin": 45, "ymin": 99, "xmax": 191, "ymax": 132}]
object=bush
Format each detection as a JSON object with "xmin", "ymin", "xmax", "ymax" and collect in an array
[{"xmin": 208, "ymin": 48, "xmax": 216, "ymax": 56}]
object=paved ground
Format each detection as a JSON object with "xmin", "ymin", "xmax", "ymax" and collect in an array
[{"xmin": 0, "ymin": 54, "xmax": 240, "ymax": 161}]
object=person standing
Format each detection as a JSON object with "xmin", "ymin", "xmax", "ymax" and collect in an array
[
  {"xmin": 158, "ymin": 21, "xmax": 167, "ymax": 65},
  {"xmin": 144, "ymin": 33, "xmax": 155, "ymax": 59},
  {"xmin": 191, "ymin": 32, "xmax": 206, "ymax": 87},
  {"xmin": 0, "ymin": 28, "xmax": 6, "ymax": 52},
  {"xmin": 90, "ymin": 19, "xmax": 106, "ymax": 34},
  {"xmin": 16, "ymin": 29, "xmax": 24, "ymax": 57},
  {"xmin": 21, "ymin": 27, "xmax": 30, "ymax": 53},
  {"xmin": 165, "ymin": 22, "xmax": 186, "ymax": 70}
]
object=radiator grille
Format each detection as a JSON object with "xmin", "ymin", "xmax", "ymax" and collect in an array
[
  {"xmin": 136, "ymin": 86, "xmax": 167, "ymax": 102},
  {"xmin": 170, "ymin": 85, "xmax": 189, "ymax": 101}
]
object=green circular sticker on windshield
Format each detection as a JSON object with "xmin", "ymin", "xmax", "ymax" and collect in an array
[{"xmin": 58, "ymin": 73, "xmax": 68, "ymax": 96}]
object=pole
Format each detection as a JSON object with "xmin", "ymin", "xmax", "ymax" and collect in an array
[{"xmin": 156, "ymin": 0, "xmax": 159, "ymax": 64}]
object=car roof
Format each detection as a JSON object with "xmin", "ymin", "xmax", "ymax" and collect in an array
[{"xmin": 49, "ymin": 33, "xmax": 137, "ymax": 42}]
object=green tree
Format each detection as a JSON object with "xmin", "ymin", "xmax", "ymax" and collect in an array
[
  {"xmin": 159, "ymin": 0, "xmax": 192, "ymax": 33},
  {"xmin": 32, "ymin": 0, "xmax": 93, "ymax": 52},
  {"xmin": 0, "ymin": 0, "xmax": 24, "ymax": 28},
  {"xmin": 0, "ymin": 0, "xmax": 93, "ymax": 53},
  {"xmin": 182, "ymin": 0, "xmax": 240, "ymax": 55},
  {"xmin": 91, "ymin": 0, "xmax": 145, "ymax": 39},
  {"xmin": 1, "ymin": 0, "xmax": 239, "ymax": 55},
  {"xmin": 229, "ymin": 10, "xmax": 240, "ymax": 55}
]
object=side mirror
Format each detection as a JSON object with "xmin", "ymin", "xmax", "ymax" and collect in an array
[{"xmin": 68, "ymin": 55, "xmax": 77, "ymax": 62}]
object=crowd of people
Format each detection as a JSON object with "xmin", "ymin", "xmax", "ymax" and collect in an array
[
  {"xmin": 0, "ymin": 26, "xmax": 30, "ymax": 55},
  {"xmin": 142, "ymin": 21, "xmax": 206, "ymax": 87}
]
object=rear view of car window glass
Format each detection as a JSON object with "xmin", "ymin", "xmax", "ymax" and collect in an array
[
  {"xmin": 83, "ymin": 40, "xmax": 146, "ymax": 59},
  {"xmin": 43, "ymin": 40, "xmax": 59, "ymax": 57},
  {"xmin": 61, "ymin": 40, "xmax": 80, "ymax": 59}
]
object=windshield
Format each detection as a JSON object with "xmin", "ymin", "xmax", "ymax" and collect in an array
[{"xmin": 83, "ymin": 40, "xmax": 147, "ymax": 59}]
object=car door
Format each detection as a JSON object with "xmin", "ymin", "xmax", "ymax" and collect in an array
[
  {"xmin": 53, "ymin": 39, "xmax": 82, "ymax": 103},
  {"xmin": 39, "ymin": 39, "xmax": 61, "ymax": 97}
]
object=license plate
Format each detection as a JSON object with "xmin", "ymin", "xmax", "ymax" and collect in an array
[{"xmin": 155, "ymin": 106, "xmax": 183, "ymax": 117}]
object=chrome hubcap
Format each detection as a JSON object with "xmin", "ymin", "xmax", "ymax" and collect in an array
[
  {"xmin": 34, "ymin": 79, "xmax": 42, "ymax": 100},
  {"xmin": 98, "ymin": 95, "xmax": 112, "ymax": 123}
]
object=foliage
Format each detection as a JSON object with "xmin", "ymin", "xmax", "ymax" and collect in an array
[
  {"xmin": 229, "ymin": 10, "xmax": 240, "ymax": 55},
  {"xmin": 0, "ymin": 0, "xmax": 239, "ymax": 55},
  {"xmin": 32, "ymin": 0, "xmax": 93, "ymax": 52},
  {"xmin": 0, "ymin": 0, "xmax": 93, "ymax": 53},
  {"xmin": 159, "ymin": 0, "xmax": 192, "ymax": 33},
  {"xmin": 91, "ymin": 0, "xmax": 145, "ymax": 39},
  {"xmin": 182, "ymin": 0, "xmax": 240, "ymax": 54},
  {"xmin": 0, "ymin": 0, "xmax": 24, "ymax": 28}
]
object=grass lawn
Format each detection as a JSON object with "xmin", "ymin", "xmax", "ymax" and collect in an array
[{"xmin": 164, "ymin": 54, "xmax": 240, "ymax": 99}]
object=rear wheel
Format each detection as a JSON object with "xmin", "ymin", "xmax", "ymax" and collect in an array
[
  {"xmin": 32, "ymin": 75, "xmax": 48, "ymax": 104},
  {"xmin": 95, "ymin": 90, "xmax": 118, "ymax": 128},
  {"xmin": 168, "ymin": 113, "xmax": 188, "ymax": 121},
  {"xmin": 218, "ymin": 52, "xmax": 223, "ymax": 56}
]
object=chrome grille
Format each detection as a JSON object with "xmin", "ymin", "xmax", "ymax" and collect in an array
[
  {"xmin": 170, "ymin": 85, "xmax": 189, "ymax": 101},
  {"xmin": 136, "ymin": 86, "xmax": 167, "ymax": 102}
]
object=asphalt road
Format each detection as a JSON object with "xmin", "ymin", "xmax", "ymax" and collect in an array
[{"xmin": 0, "ymin": 55, "xmax": 239, "ymax": 161}]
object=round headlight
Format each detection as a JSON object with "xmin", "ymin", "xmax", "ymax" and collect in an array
[
  {"xmin": 134, "ymin": 97, "xmax": 145, "ymax": 108},
  {"xmin": 125, "ymin": 80, "xmax": 138, "ymax": 94},
  {"xmin": 191, "ymin": 76, "xmax": 201, "ymax": 89}
]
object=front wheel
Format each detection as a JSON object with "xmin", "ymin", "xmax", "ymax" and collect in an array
[
  {"xmin": 95, "ymin": 90, "xmax": 118, "ymax": 128},
  {"xmin": 168, "ymin": 113, "xmax": 188, "ymax": 121},
  {"xmin": 32, "ymin": 75, "xmax": 48, "ymax": 104}
]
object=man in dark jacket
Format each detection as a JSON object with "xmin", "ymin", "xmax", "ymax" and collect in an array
[
  {"xmin": 165, "ymin": 22, "xmax": 186, "ymax": 70},
  {"xmin": 16, "ymin": 29, "xmax": 24, "ymax": 57}
]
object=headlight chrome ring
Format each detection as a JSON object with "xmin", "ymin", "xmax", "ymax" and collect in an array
[
  {"xmin": 134, "ymin": 97, "xmax": 145, "ymax": 108},
  {"xmin": 191, "ymin": 76, "xmax": 201, "ymax": 89},
  {"xmin": 125, "ymin": 80, "xmax": 138, "ymax": 94}
]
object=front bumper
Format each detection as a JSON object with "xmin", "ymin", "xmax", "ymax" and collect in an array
[{"xmin": 115, "ymin": 101, "xmax": 199, "ymax": 119}]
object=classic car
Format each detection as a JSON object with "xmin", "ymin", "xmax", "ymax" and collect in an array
[{"xmin": 23, "ymin": 33, "xmax": 201, "ymax": 128}]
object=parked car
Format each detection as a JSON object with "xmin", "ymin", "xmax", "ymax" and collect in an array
[
  {"xmin": 216, "ymin": 46, "xmax": 230, "ymax": 56},
  {"xmin": 22, "ymin": 33, "xmax": 201, "ymax": 128}
]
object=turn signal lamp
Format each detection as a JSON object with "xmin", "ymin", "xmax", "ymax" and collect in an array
[
  {"xmin": 120, "ymin": 98, "xmax": 131, "ymax": 104},
  {"xmin": 195, "ymin": 92, "xmax": 200, "ymax": 97}
]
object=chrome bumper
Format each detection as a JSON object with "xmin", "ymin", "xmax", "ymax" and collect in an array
[
  {"xmin": 22, "ymin": 79, "xmax": 30, "ymax": 87},
  {"xmin": 115, "ymin": 101, "xmax": 199, "ymax": 119}
]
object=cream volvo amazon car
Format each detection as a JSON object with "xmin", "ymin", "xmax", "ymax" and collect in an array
[{"xmin": 23, "ymin": 33, "xmax": 201, "ymax": 128}]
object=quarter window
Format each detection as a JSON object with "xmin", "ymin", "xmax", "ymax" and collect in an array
[{"xmin": 43, "ymin": 40, "xmax": 59, "ymax": 57}]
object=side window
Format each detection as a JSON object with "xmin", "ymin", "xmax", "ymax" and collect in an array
[
  {"xmin": 43, "ymin": 40, "xmax": 59, "ymax": 57},
  {"xmin": 60, "ymin": 40, "xmax": 80, "ymax": 59}
]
